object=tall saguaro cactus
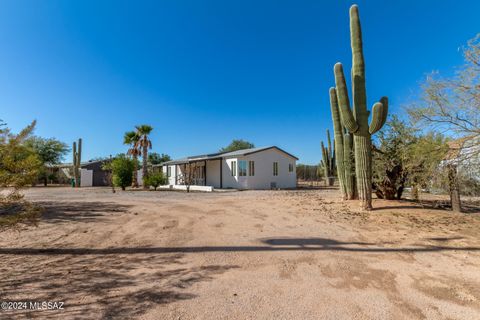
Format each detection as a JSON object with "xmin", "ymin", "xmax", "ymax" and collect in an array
[
  {"xmin": 320, "ymin": 130, "xmax": 335, "ymax": 186},
  {"xmin": 72, "ymin": 138, "xmax": 82, "ymax": 187},
  {"xmin": 329, "ymin": 88, "xmax": 356, "ymax": 199},
  {"xmin": 333, "ymin": 5, "xmax": 388, "ymax": 209}
]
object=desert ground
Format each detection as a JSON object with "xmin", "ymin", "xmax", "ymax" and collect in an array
[{"xmin": 1, "ymin": 187, "xmax": 480, "ymax": 320}]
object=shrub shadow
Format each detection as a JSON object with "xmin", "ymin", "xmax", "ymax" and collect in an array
[
  {"xmin": 35, "ymin": 201, "xmax": 133, "ymax": 224},
  {"xmin": 0, "ymin": 251, "xmax": 238, "ymax": 319},
  {"xmin": 372, "ymin": 198, "xmax": 480, "ymax": 213}
]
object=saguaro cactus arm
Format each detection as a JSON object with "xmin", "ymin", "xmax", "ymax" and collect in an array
[
  {"xmin": 326, "ymin": 130, "xmax": 332, "ymax": 157},
  {"xmin": 321, "ymin": 142, "xmax": 327, "ymax": 166},
  {"xmin": 76, "ymin": 138, "xmax": 82, "ymax": 187},
  {"xmin": 73, "ymin": 141, "xmax": 77, "ymax": 170},
  {"xmin": 77, "ymin": 138, "xmax": 82, "ymax": 165},
  {"xmin": 334, "ymin": 63, "xmax": 359, "ymax": 133},
  {"xmin": 369, "ymin": 97, "xmax": 389, "ymax": 134},
  {"xmin": 329, "ymin": 87, "xmax": 348, "ymax": 198},
  {"xmin": 329, "ymin": 88, "xmax": 342, "ymax": 130}
]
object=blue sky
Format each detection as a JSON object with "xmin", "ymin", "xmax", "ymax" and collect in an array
[{"xmin": 0, "ymin": 0, "xmax": 478, "ymax": 164}]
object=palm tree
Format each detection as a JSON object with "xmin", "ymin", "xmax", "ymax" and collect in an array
[
  {"xmin": 124, "ymin": 131, "xmax": 141, "ymax": 188},
  {"xmin": 134, "ymin": 125, "xmax": 153, "ymax": 189}
]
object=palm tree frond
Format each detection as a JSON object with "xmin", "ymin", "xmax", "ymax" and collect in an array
[
  {"xmin": 123, "ymin": 131, "xmax": 139, "ymax": 145},
  {"xmin": 135, "ymin": 125, "xmax": 153, "ymax": 135}
]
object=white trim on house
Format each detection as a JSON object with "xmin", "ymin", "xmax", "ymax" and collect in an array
[{"xmin": 157, "ymin": 146, "xmax": 298, "ymax": 190}]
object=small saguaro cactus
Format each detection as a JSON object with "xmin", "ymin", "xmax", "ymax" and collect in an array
[
  {"xmin": 320, "ymin": 130, "xmax": 335, "ymax": 186},
  {"xmin": 329, "ymin": 87, "xmax": 356, "ymax": 199},
  {"xmin": 72, "ymin": 138, "xmax": 82, "ymax": 187},
  {"xmin": 333, "ymin": 5, "xmax": 388, "ymax": 209}
]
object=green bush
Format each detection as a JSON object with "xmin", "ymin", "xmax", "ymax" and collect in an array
[
  {"xmin": 0, "ymin": 120, "xmax": 43, "ymax": 229},
  {"xmin": 143, "ymin": 172, "xmax": 167, "ymax": 190},
  {"xmin": 110, "ymin": 155, "xmax": 135, "ymax": 190}
]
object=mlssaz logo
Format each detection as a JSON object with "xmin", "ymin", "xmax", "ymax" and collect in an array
[{"xmin": 29, "ymin": 301, "xmax": 65, "ymax": 310}]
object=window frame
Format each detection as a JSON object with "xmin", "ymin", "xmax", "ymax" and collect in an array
[
  {"xmin": 167, "ymin": 166, "xmax": 171, "ymax": 177},
  {"xmin": 248, "ymin": 161, "xmax": 255, "ymax": 176},
  {"xmin": 231, "ymin": 161, "xmax": 237, "ymax": 176},
  {"xmin": 273, "ymin": 162, "xmax": 278, "ymax": 176},
  {"xmin": 238, "ymin": 160, "xmax": 247, "ymax": 177},
  {"xmin": 288, "ymin": 163, "xmax": 293, "ymax": 173}
]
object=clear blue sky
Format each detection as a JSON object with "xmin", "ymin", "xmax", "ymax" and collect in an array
[{"xmin": 0, "ymin": 1, "xmax": 478, "ymax": 164}]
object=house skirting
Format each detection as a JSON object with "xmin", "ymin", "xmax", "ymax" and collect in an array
[{"xmin": 158, "ymin": 185, "xmax": 214, "ymax": 192}]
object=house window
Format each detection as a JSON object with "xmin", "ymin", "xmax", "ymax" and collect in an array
[
  {"xmin": 231, "ymin": 161, "xmax": 237, "ymax": 176},
  {"xmin": 249, "ymin": 161, "xmax": 255, "ymax": 176},
  {"xmin": 289, "ymin": 163, "xmax": 293, "ymax": 172},
  {"xmin": 273, "ymin": 162, "xmax": 278, "ymax": 176},
  {"xmin": 239, "ymin": 160, "xmax": 247, "ymax": 176},
  {"xmin": 167, "ymin": 166, "xmax": 171, "ymax": 177}
]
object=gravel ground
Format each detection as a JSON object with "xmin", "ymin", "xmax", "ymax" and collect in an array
[{"xmin": 1, "ymin": 187, "xmax": 479, "ymax": 319}]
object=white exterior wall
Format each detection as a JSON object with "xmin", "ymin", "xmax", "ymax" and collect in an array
[
  {"xmin": 161, "ymin": 148, "xmax": 297, "ymax": 190},
  {"xmin": 222, "ymin": 157, "xmax": 239, "ymax": 188},
  {"xmin": 80, "ymin": 169, "xmax": 93, "ymax": 187},
  {"xmin": 222, "ymin": 149, "xmax": 296, "ymax": 189},
  {"xmin": 162, "ymin": 165, "xmax": 178, "ymax": 185},
  {"xmin": 206, "ymin": 159, "xmax": 221, "ymax": 188}
]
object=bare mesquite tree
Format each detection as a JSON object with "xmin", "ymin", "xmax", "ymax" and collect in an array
[
  {"xmin": 177, "ymin": 162, "xmax": 200, "ymax": 193},
  {"xmin": 408, "ymin": 34, "xmax": 480, "ymax": 212}
]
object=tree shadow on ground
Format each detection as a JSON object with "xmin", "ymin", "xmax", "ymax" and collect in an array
[
  {"xmin": 1, "ymin": 237, "xmax": 478, "ymax": 318},
  {"xmin": 0, "ymin": 250, "xmax": 238, "ymax": 319},
  {"xmin": 372, "ymin": 198, "xmax": 480, "ymax": 214},
  {"xmin": 296, "ymin": 185, "xmax": 339, "ymax": 191},
  {"xmin": 35, "ymin": 201, "xmax": 133, "ymax": 224},
  {"xmin": 261, "ymin": 238, "xmax": 374, "ymax": 246},
  {"xmin": 426, "ymin": 236, "xmax": 465, "ymax": 242},
  {"xmin": 1, "ymin": 238, "xmax": 479, "ymax": 256}
]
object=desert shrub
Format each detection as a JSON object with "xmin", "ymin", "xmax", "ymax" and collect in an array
[
  {"xmin": 0, "ymin": 202, "xmax": 43, "ymax": 230},
  {"xmin": 0, "ymin": 120, "xmax": 43, "ymax": 229},
  {"xmin": 24, "ymin": 136, "xmax": 69, "ymax": 186},
  {"xmin": 143, "ymin": 172, "xmax": 167, "ymax": 190},
  {"xmin": 110, "ymin": 155, "xmax": 135, "ymax": 191},
  {"xmin": 373, "ymin": 116, "xmax": 448, "ymax": 200}
]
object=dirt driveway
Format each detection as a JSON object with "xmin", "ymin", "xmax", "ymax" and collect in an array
[{"xmin": 1, "ymin": 187, "xmax": 479, "ymax": 319}]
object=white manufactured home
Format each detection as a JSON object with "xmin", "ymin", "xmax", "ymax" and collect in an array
[{"xmin": 159, "ymin": 146, "xmax": 298, "ymax": 190}]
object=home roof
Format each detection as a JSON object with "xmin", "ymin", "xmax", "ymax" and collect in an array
[{"xmin": 158, "ymin": 146, "xmax": 298, "ymax": 166}]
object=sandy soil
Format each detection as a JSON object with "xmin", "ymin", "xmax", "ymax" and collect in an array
[{"xmin": 1, "ymin": 187, "xmax": 479, "ymax": 320}]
